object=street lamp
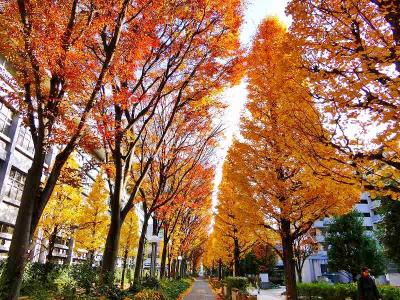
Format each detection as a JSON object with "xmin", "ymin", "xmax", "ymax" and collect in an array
[{"xmin": 177, "ymin": 256, "xmax": 182, "ymax": 277}]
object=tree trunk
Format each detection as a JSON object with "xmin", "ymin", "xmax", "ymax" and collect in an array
[
  {"xmin": 46, "ymin": 226, "xmax": 58, "ymax": 264},
  {"xmin": 133, "ymin": 213, "xmax": 150, "ymax": 282},
  {"xmin": 121, "ymin": 247, "xmax": 129, "ymax": 288},
  {"xmin": 101, "ymin": 192, "xmax": 122, "ymax": 284},
  {"xmin": 218, "ymin": 258, "xmax": 222, "ymax": 281},
  {"xmin": 281, "ymin": 220, "xmax": 297, "ymax": 300},
  {"xmin": 160, "ymin": 233, "xmax": 169, "ymax": 278},
  {"xmin": 0, "ymin": 154, "xmax": 45, "ymax": 299},
  {"xmin": 171, "ymin": 258, "xmax": 176, "ymax": 278},
  {"xmin": 233, "ymin": 238, "xmax": 240, "ymax": 277},
  {"xmin": 296, "ymin": 268, "xmax": 303, "ymax": 283},
  {"xmin": 88, "ymin": 250, "xmax": 95, "ymax": 266}
]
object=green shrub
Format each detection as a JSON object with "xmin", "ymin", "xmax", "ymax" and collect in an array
[
  {"xmin": 70, "ymin": 262, "xmax": 99, "ymax": 293},
  {"xmin": 379, "ymin": 285, "xmax": 400, "ymax": 300},
  {"xmin": 141, "ymin": 276, "xmax": 160, "ymax": 289},
  {"xmin": 297, "ymin": 283, "xmax": 357, "ymax": 300},
  {"xmin": 160, "ymin": 278, "xmax": 192, "ymax": 299},
  {"xmin": 133, "ymin": 289, "xmax": 166, "ymax": 300},
  {"xmin": 224, "ymin": 276, "xmax": 248, "ymax": 292},
  {"xmin": 297, "ymin": 282, "xmax": 400, "ymax": 300}
]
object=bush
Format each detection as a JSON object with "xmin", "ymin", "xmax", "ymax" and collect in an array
[
  {"xmin": 133, "ymin": 289, "xmax": 166, "ymax": 300},
  {"xmin": 297, "ymin": 283, "xmax": 400, "ymax": 300},
  {"xmin": 141, "ymin": 276, "xmax": 160, "ymax": 289},
  {"xmin": 70, "ymin": 262, "xmax": 99, "ymax": 293},
  {"xmin": 379, "ymin": 285, "xmax": 400, "ymax": 300},
  {"xmin": 160, "ymin": 278, "xmax": 192, "ymax": 299},
  {"xmin": 224, "ymin": 276, "xmax": 248, "ymax": 292},
  {"xmin": 297, "ymin": 283, "xmax": 356, "ymax": 300}
]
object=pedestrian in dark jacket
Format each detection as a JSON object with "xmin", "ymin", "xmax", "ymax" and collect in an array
[{"xmin": 357, "ymin": 267, "xmax": 382, "ymax": 300}]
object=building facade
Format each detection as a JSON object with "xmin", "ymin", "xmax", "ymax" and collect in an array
[{"xmin": 302, "ymin": 192, "xmax": 400, "ymax": 286}]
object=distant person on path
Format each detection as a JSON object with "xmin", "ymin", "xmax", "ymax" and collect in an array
[
  {"xmin": 357, "ymin": 267, "xmax": 382, "ymax": 300},
  {"xmin": 255, "ymin": 273, "xmax": 261, "ymax": 294}
]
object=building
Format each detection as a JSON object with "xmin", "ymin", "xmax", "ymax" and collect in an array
[{"xmin": 302, "ymin": 192, "xmax": 400, "ymax": 286}]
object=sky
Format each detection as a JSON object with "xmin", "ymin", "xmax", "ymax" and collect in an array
[{"xmin": 211, "ymin": 0, "xmax": 291, "ymax": 210}]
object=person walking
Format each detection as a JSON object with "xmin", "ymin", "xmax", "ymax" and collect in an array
[{"xmin": 357, "ymin": 267, "xmax": 382, "ymax": 300}]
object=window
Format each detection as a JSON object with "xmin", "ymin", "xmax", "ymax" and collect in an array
[
  {"xmin": 363, "ymin": 212, "xmax": 371, "ymax": 217},
  {"xmin": 55, "ymin": 236, "xmax": 67, "ymax": 246},
  {"xmin": 0, "ymin": 222, "xmax": 14, "ymax": 234},
  {"xmin": 16, "ymin": 126, "xmax": 34, "ymax": 153},
  {"xmin": 4, "ymin": 168, "xmax": 26, "ymax": 201},
  {"xmin": 321, "ymin": 264, "xmax": 328, "ymax": 275},
  {"xmin": 365, "ymin": 226, "xmax": 373, "ymax": 231},
  {"xmin": 359, "ymin": 199, "xmax": 368, "ymax": 204},
  {"xmin": 0, "ymin": 103, "xmax": 13, "ymax": 136}
]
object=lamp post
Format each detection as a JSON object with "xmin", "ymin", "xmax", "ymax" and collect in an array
[{"xmin": 177, "ymin": 255, "xmax": 182, "ymax": 278}]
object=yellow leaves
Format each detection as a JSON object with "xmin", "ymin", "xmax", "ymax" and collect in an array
[
  {"xmin": 213, "ymin": 17, "xmax": 361, "ymax": 243},
  {"xmin": 119, "ymin": 209, "xmax": 139, "ymax": 257},
  {"xmin": 39, "ymin": 155, "xmax": 82, "ymax": 240},
  {"xmin": 75, "ymin": 171, "xmax": 110, "ymax": 252}
]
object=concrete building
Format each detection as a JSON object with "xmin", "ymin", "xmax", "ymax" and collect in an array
[{"xmin": 302, "ymin": 192, "xmax": 400, "ymax": 286}]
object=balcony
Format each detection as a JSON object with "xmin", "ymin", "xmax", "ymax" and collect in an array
[
  {"xmin": 315, "ymin": 235, "xmax": 325, "ymax": 243},
  {"xmin": 314, "ymin": 220, "xmax": 324, "ymax": 228},
  {"xmin": 371, "ymin": 215, "xmax": 382, "ymax": 224}
]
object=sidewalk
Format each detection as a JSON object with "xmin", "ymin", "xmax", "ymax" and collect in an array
[
  {"xmin": 248, "ymin": 287, "xmax": 286, "ymax": 300},
  {"xmin": 183, "ymin": 278, "xmax": 216, "ymax": 300}
]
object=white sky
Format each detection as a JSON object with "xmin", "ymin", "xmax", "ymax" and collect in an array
[{"xmin": 211, "ymin": 0, "xmax": 291, "ymax": 210}]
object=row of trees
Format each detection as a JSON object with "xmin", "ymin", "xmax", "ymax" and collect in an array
[
  {"xmin": 208, "ymin": 0, "xmax": 399, "ymax": 297},
  {"xmin": 0, "ymin": 0, "xmax": 244, "ymax": 298}
]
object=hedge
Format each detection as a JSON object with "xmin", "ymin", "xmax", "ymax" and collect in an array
[
  {"xmin": 297, "ymin": 283, "xmax": 400, "ymax": 300},
  {"xmin": 223, "ymin": 277, "xmax": 248, "ymax": 292}
]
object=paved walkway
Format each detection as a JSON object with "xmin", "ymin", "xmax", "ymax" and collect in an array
[
  {"xmin": 248, "ymin": 287, "xmax": 286, "ymax": 299},
  {"xmin": 183, "ymin": 278, "xmax": 216, "ymax": 300}
]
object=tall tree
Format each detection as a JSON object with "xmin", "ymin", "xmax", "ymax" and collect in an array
[
  {"xmin": 96, "ymin": 0, "xmax": 243, "ymax": 282},
  {"xmin": 136, "ymin": 118, "xmax": 218, "ymax": 281},
  {"xmin": 157, "ymin": 163, "xmax": 215, "ymax": 278},
  {"xmin": 75, "ymin": 171, "xmax": 109, "ymax": 264},
  {"xmin": 213, "ymin": 159, "xmax": 260, "ymax": 276},
  {"xmin": 227, "ymin": 18, "xmax": 359, "ymax": 300},
  {"xmin": 0, "ymin": 1, "xmax": 146, "ymax": 297},
  {"xmin": 326, "ymin": 211, "xmax": 386, "ymax": 281},
  {"xmin": 288, "ymin": 0, "xmax": 400, "ymax": 198}
]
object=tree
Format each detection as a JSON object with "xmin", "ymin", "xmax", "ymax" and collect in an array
[
  {"xmin": 326, "ymin": 211, "xmax": 386, "ymax": 281},
  {"xmin": 376, "ymin": 196, "xmax": 400, "ymax": 268},
  {"xmin": 131, "ymin": 108, "xmax": 220, "ymax": 281},
  {"xmin": 287, "ymin": 0, "xmax": 400, "ymax": 198},
  {"xmin": 37, "ymin": 155, "xmax": 82, "ymax": 264},
  {"xmin": 226, "ymin": 18, "xmax": 359, "ymax": 300},
  {"xmin": 0, "ymin": 1, "xmax": 143, "ymax": 296},
  {"xmin": 119, "ymin": 209, "xmax": 139, "ymax": 289},
  {"xmin": 157, "ymin": 163, "xmax": 215, "ymax": 278},
  {"xmin": 212, "ymin": 159, "xmax": 260, "ymax": 277},
  {"xmin": 240, "ymin": 245, "xmax": 277, "ymax": 276},
  {"xmin": 293, "ymin": 234, "xmax": 318, "ymax": 283},
  {"xmin": 75, "ymin": 171, "xmax": 109, "ymax": 264},
  {"xmin": 95, "ymin": 0, "xmax": 243, "ymax": 282}
]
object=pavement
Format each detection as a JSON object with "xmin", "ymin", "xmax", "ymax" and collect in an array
[
  {"xmin": 183, "ymin": 278, "xmax": 216, "ymax": 300},
  {"xmin": 248, "ymin": 287, "xmax": 287, "ymax": 299}
]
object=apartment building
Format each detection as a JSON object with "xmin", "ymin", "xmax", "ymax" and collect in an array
[{"xmin": 301, "ymin": 192, "xmax": 400, "ymax": 286}]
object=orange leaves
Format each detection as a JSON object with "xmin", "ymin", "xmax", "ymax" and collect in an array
[
  {"xmin": 217, "ymin": 17, "xmax": 360, "ymax": 243},
  {"xmin": 287, "ymin": 0, "xmax": 400, "ymax": 197}
]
